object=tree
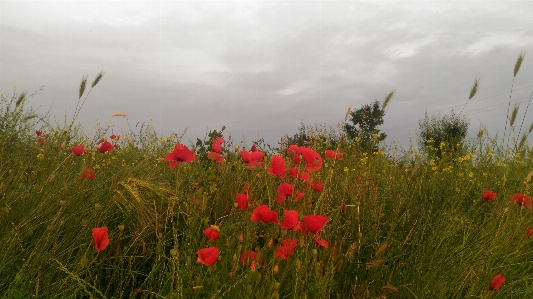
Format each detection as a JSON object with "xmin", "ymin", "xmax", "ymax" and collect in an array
[
  {"xmin": 418, "ymin": 112, "xmax": 469, "ymax": 160},
  {"xmin": 343, "ymin": 100, "xmax": 387, "ymax": 149}
]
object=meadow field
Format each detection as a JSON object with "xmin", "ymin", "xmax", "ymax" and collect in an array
[{"xmin": 2, "ymin": 57, "xmax": 533, "ymax": 298}]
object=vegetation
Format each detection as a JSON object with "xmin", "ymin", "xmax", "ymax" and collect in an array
[
  {"xmin": 2, "ymin": 54, "xmax": 533, "ymax": 298},
  {"xmin": 343, "ymin": 90, "xmax": 394, "ymax": 150},
  {"xmin": 417, "ymin": 112, "xmax": 470, "ymax": 160}
]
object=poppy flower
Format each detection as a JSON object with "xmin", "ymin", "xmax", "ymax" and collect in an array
[
  {"xmin": 524, "ymin": 228, "xmax": 533, "ymax": 237},
  {"xmin": 98, "ymin": 141, "xmax": 114, "ymax": 153},
  {"xmin": 280, "ymin": 210, "xmax": 299, "ymax": 230},
  {"xmin": 36, "ymin": 130, "xmax": 42, "ymax": 137},
  {"xmin": 203, "ymin": 226, "xmax": 220, "ymax": 242},
  {"xmin": 289, "ymin": 167, "xmax": 299, "ymax": 179},
  {"xmin": 239, "ymin": 251, "xmax": 263, "ymax": 267},
  {"xmin": 490, "ymin": 274, "xmax": 505, "ymax": 291},
  {"xmin": 315, "ymin": 234, "xmax": 329, "ymax": 248},
  {"xmin": 325, "ymin": 150, "xmax": 343, "ymax": 160},
  {"xmin": 483, "ymin": 190, "xmax": 497, "ymax": 202},
  {"xmin": 250, "ymin": 144, "xmax": 258, "ymax": 152},
  {"xmin": 208, "ymin": 152, "xmax": 224, "ymax": 163},
  {"xmin": 71, "ymin": 145, "xmax": 85, "ymax": 156},
  {"xmin": 298, "ymin": 171, "xmax": 310, "ymax": 181},
  {"xmin": 302, "ymin": 215, "xmax": 329, "ymax": 234},
  {"xmin": 164, "ymin": 143, "xmax": 196, "ymax": 169},
  {"xmin": 240, "ymin": 150, "xmax": 265, "ymax": 168},
  {"xmin": 295, "ymin": 192, "xmax": 304, "ymax": 202},
  {"xmin": 250, "ymin": 205, "xmax": 278, "ymax": 224},
  {"xmin": 311, "ymin": 181, "xmax": 324, "ymax": 192},
  {"xmin": 110, "ymin": 134, "xmax": 120, "ymax": 140},
  {"xmin": 92, "ymin": 226, "xmax": 109, "ymax": 252},
  {"xmin": 235, "ymin": 193, "xmax": 249, "ymax": 210},
  {"xmin": 197, "ymin": 247, "xmax": 219, "ymax": 266},
  {"xmin": 511, "ymin": 193, "xmax": 532, "ymax": 210},
  {"xmin": 212, "ymin": 137, "xmax": 225, "ymax": 153},
  {"xmin": 300, "ymin": 147, "xmax": 323, "ymax": 172},
  {"xmin": 268, "ymin": 155, "xmax": 286, "ymax": 178},
  {"xmin": 80, "ymin": 168, "xmax": 96, "ymax": 180},
  {"xmin": 276, "ymin": 183, "xmax": 294, "ymax": 204},
  {"xmin": 275, "ymin": 239, "xmax": 298, "ymax": 260}
]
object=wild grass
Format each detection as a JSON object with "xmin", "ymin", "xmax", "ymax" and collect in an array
[{"xmin": 2, "ymin": 57, "xmax": 533, "ymax": 298}]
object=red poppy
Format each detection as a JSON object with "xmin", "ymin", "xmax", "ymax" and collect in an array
[
  {"xmin": 208, "ymin": 152, "xmax": 224, "ymax": 163},
  {"xmin": 212, "ymin": 137, "xmax": 225, "ymax": 153},
  {"xmin": 203, "ymin": 226, "xmax": 220, "ymax": 242},
  {"xmin": 250, "ymin": 205, "xmax": 278, "ymax": 224},
  {"xmin": 483, "ymin": 190, "xmax": 497, "ymax": 202},
  {"xmin": 251, "ymin": 144, "xmax": 258, "ymax": 152},
  {"xmin": 276, "ymin": 183, "xmax": 294, "ymax": 204},
  {"xmin": 96, "ymin": 138, "xmax": 105, "ymax": 145},
  {"xmin": 240, "ymin": 150, "xmax": 265, "ymax": 168},
  {"xmin": 298, "ymin": 171, "xmax": 310, "ymax": 181},
  {"xmin": 315, "ymin": 234, "xmax": 329, "ymax": 248},
  {"xmin": 36, "ymin": 130, "xmax": 42, "ymax": 137},
  {"xmin": 325, "ymin": 150, "xmax": 343, "ymax": 160},
  {"xmin": 43, "ymin": 133, "xmax": 50, "ymax": 138},
  {"xmin": 110, "ymin": 134, "xmax": 120, "ymax": 140},
  {"xmin": 268, "ymin": 155, "xmax": 286, "ymax": 178},
  {"xmin": 275, "ymin": 239, "xmax": 298, "ymax": 259},
  {"xmin": 280, "ymin": 210, "xmax": 299, "ymax": 230},
  {"xmin": 164, "ymin": 143, "xmax": 196, "ymax": 169},
  {"xmin": 311, "ymin": 181, "xmax": 323, "ymax": 192},
  {"xmin": 490, "ymin": 274, "xmax": 505, "ymax": 291},
  {"xmin": 289, "ymin": 167, "xmax": 299, "ymax": 179},
  {"xmin": 295, "ymin": 192, "xmax": 304, "ymax": 202},
  {"xmin": 302, "ymin": 215, "xmax": 329, "ymax": 234},
  {"xmin": 80, "ymin": 168, "xmax": 96, "ymax": 180},
  {"xmin": 98, "ymin": 141, "xmax": 114, "ymax": 153},
  {"xmin": 300, "ymin": 147, "xmax": 322, "ymax": 172},
  {"xmin": 239, "ymin": 251, "xmax": 263, "ymax": 267},
  {"xmin": 511, "ymin": 193, "xmax": 532, "ymax": 210},
  {"xmin": 197, "ymin": 247, "xmax": 219, "ymax": 266},
  {"xmin": 235, "ymin": 193, "xmax": 249, "ymax": 210},
  {"xmin": 524, "ymin": 228, "xmax": 533, "ymax": 237},
  {"xmin": 92, "ymin": 226, "xmax": 109, "ymax": 252},
  {"xmin": 71, "ymin": 145, "xmax": 85, "ymax": 156}
]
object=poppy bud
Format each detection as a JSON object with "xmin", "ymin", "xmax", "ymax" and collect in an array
[
  {"xmin": 118, "ymin": 224, "xmax": 125, "ymax": 233},
  {"xmin": 273, "ymin": 264, "xmax": 279, "ymax": 275}
]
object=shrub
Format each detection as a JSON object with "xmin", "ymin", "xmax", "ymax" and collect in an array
[{"xmin": 418, "ymin": 112, "xmax": 469, "ymax": 160}]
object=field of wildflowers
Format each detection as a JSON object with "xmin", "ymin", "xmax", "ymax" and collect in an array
[{"xmin": 2, "ymin": 55, "xmax": 533, "ymax": 298}]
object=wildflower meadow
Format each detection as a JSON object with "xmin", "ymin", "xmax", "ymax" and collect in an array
[{"xmin": 2, "ymin": 54, "xmax": 533, "ymax": 298}]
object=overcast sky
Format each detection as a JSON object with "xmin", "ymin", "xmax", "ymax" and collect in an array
[{"xmin": 1, "ymin": 1, "xmax": 533, "ymax": 149}]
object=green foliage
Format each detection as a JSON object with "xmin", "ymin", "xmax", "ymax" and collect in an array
[
  {"xmin": 418, "ymin": 112, "xmax": 469, "ymax": 160},
  {"xmin": 283, "ymin": 121, "xmax": 344, "ymax": 152},
  {"xmin": 343, "ymin": 100, "xmax": 387, "ymax": 150}
]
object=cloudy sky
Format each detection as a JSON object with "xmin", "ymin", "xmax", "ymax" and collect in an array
[{"xmin": 1, "ymin": 1, "xmax": 533, "ymax": 148}]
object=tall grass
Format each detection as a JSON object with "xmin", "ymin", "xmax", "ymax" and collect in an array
[{"xmin": 2, "ymin": 56, "xmax": 533, "ymax": 298}]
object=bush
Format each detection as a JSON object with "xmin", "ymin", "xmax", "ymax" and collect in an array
[{"xmin": 418, "ymin": 112, "xmax": 469, "ymax": 160}]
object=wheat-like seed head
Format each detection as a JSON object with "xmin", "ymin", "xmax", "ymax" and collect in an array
[
  {"xmin": 514, "ymin": 51, "xmax": 525, "ymax": 78},
  {"xmin": 79, "ymin": 75, "xmax": 87, "ymax": 99},
  {"xmin": 510, "ymin": 103, "xmax": 520, "ymax": 127},
  {"xmin": 15, "ymin": 91, "xmax": 27, "ymax": 107},
  {"xmin": 468, "ymin": 78, "xmax": 479, "ymax": 100},
  {"xmin": 91, "ymin": 70, "xmax": 105, "ymax": 88},
  {"xmin": 344, "ymin": 106, "xmax": 352, "ymax": 121},
  {"xmin": 382, "ymin": 89, "xmax": 395, "ymax": 110}
]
